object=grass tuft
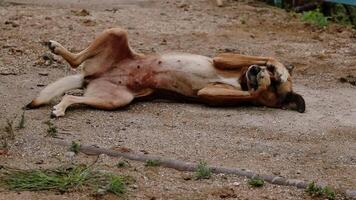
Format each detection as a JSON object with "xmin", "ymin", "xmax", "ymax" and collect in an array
[
  {"xmin": 5, "ymin": 119, "xmax": 15, "ymax": 140},
  {"xmin": 248, "ymin": 177, "xmax": 265, "ymax": 187},
  {"xmin": 1, "ymin": 118, "xmax": 16, "ymax": 151},
  {"xmin": 306, "ymin": 181, "xmax": 335, "ymax": 200},
  {"xmin": 107, "ymin": 175, "xmax": 125, "ymax": 196},
  {"xmin": 331, "ymin": 4, "xmax": 352, "ymax": 26},
  {"xmin": 44, "ymin": 120, "xmax": 57, "ymax": 137},
  {"xmin": 194, "ymin": 161, "xmax": 211, "ymax": 180},
  {"xmin": 69, "ymin": 141, "xmax": 80, "ymax": 154},
  {"xmin": 302, "ymin": 8, "xmax": 328, "ymax": 28},
  {"xmin": 2, "ymin": 165, "xmax": 90, "ymax": 192},
  {"xmin": 18, "ymin": 111, "xmax": 25, "ymax": 129},
  {"xmin": 0, "ymin": 165, "xmax": 127, "ymax": 197},
  {"xmin": 145, "ymin": 159, "xmax": 160, "ymax": 167},
  {"xmin": 116, "ymin": 160, "xmax": 129, "ymax": 168}
]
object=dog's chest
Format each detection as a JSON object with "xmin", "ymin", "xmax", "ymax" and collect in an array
[{"xmin": 157, "ymin": 53, "xmax": 241, "ymax": 92}]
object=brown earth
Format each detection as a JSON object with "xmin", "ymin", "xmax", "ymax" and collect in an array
[{"xmin": 0, "ymin": 0, "xmax": 356, "ymax": 199}]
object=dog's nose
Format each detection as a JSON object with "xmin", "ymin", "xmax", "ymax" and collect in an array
[{"xmin": 250, "ymin": 65, "xmax": 261, "ymax": 75}]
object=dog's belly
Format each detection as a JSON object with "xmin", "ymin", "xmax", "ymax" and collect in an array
[
  {"xmin": 154, "ymin": 53, "xmax": 240, "ymax": 96},
  {"xmin": 93, "ymin": 53, "xmax": 241, "ymax": 97}
]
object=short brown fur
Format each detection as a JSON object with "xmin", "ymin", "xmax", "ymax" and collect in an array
[{"xmin": 26, "ymin": 28, "xmax": 305, "ymax": 117}]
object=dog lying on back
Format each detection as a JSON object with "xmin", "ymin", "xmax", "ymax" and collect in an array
[{"xmin": 26, "ymin": 28, "xmax": 305, "ymax": 117}]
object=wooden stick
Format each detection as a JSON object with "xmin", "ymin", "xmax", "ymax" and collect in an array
[
  {"xmin": 54, "ymin": 140, "xmax": 306, "ymax": 187},
  {"xmin": 53, "ymin": 140, "xmax": 356, "ymax": 198}
]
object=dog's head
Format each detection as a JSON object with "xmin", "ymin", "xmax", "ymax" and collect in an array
[{"xmin": 243, "ymin": 64, "xmax": 305, "ymax": 113}]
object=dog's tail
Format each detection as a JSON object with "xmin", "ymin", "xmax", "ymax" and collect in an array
[{"xmin": 25, "ymin": 74, "xmax": 84, "ymax": 109}]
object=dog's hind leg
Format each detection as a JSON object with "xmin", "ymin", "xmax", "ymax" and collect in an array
[
  {"xmin": 51, "ymin": 80, "xmax": 134, "ymax": 117},
  {"xmin": 48, "ymin": 28, "xmax": 136, "ymax": 69},
  {"xmin": 26, "ymin": 74, "xmax": 84, "ymax": 109}
]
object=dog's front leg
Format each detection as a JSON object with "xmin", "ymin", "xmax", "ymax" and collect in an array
[
  {"xmin": 213, "ymin": 53, "xmax": 290, "ymax": 83},
  {"xmin": 197, "ymin": 83, "xmax": 263, "ymax": 106},
  {"xmin": 213, "ymin": 53, "xmax": 271, "ymax": 70}
]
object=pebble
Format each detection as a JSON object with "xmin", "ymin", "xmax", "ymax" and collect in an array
[
  {"xmin": 232, "ymin": 182, "xmax": 240, "ymax": 186},
  {"xmin": 96, "ymin": 188, "xmax": 107, "ymax": 196},
  {"xmin": 38, "ymin": 72, "xmax": 49, "ymax": 76},
  {"xmin": 64, "ymin": 151, "xmax": 75, "ymax": 159},
  {"xmin": 71, "ymin": 9, "xmax": 90, "ymax": 16},
  {"xmin": 182, "ymin": 174, "xmax": 192, "ymax": 180},
  {"xmin": 346, "ymin": 190, "xmax": 356, "ymax": 199},
  {"xmin": 5, "ymin": 20, "xmax": 19, "ymax": 27}
]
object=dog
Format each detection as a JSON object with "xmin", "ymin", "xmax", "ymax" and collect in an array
[{"xmin": 26, "ymin": 28, "xmax": 305, "ymax": 117}]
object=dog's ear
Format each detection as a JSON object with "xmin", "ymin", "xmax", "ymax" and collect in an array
[
  {"xmin": 285, "ymin": 64, "xmax": 294, "ymax": 75},
  {"xmin": 283, "ymin": 92, "xmax": 305, "ymax": 113}
]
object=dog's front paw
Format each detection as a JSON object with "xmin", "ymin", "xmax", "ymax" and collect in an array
[
  {"xmin": 47, "ymin": 40, "xmax": 64, "ymax": 55},
  {"xmin": 266, "ymin": 61, "xmax": 289, "ymax": 83}
]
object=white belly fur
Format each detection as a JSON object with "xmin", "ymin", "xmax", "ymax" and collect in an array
[{"xmin": 159, "ymin": 53, "xmax": 241, "ymax": 92}]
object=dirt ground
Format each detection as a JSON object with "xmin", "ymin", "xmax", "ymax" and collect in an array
[{"xmin": 0, "ymin": 0, "xmax": 356, "ymax": 199}]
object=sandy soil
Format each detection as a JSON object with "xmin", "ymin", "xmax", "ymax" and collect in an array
[{"xmin": 0, "ymin": 0, "xmax": 356, "ymax": 199}]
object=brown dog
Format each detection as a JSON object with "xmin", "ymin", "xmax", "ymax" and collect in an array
[{"xmin": 26, "ymin": 28, "xmax": 305, "ymax": 117}]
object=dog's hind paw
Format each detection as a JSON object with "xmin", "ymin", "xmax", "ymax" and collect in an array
[
  {"xmin": 51, "ymin": 104, "xmax": 65, "ymax": 118},
  {"xmin": 51, "ymin": 109, "xmax": 65, "ymax": 118},
  {"xmin": 47, "ymin": 40, "xmax": 64, "ymax": 55}
]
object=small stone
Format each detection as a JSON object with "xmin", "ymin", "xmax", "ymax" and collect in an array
[
  {"xmin": 0, "ymin": 71, "xmax": 17, "ymax": 76},
  {"xmin": 182, "ymin": 174, "xmax": 192, "ymax": 180},
  {"xmin": 232, "ymin": 182, "xmax": 240, "ymax": 186},
  {"xmin": 35, "ymin": 160, "xmax": 44, "ymax": 164},
  {"xmin": 96, "ymin": 188, "xmax": 107, "ymax": 196},
  {"xmin": 5, "ymin": 20, "xmax": 19, "ymax": 27},
  {"xmin": 0, "ymin": 148, "xmax": 8, "ymax": 155},
  {"xmin": 2, "ymin": 44, "xmax": 16, "ymax": 49},
  {"xmin": 346, "ymin": 190, "xmax": 356, "ymax": 199},
  {"xmin": 71, "ymin": 9, "xmax": 90, "ymax": 16},
  {"xmin": 160, "ymin": 39, "xmax": 167, "ymax": 45},
  {"xmin": 131, "ymin": 184, "xmax": 138, "ymax": 189},
  {"xmin": 82, "ymin": 19, "xmax": 96, "ymax": 26},
  {"xmin": 178, "ymin": 3, "xmax": 189, "ymax": 9},
  {"xmin": 98, "ymin": 154, "xmax": 112, "ymax": 165},
  {"xmin": 65, "ymin": 151, "xmax": 75, "ymax": 159},
  {"xmin": 139, "ymin": 149, "xmax": 149, "ymax": 154},
  {"xmin": 97, "ymin": 169, "xmax": 110, "ymax": 174}
]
